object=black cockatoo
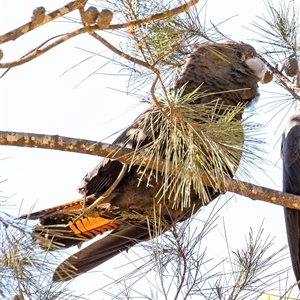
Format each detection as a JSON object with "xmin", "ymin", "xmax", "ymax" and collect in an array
[
  {"xmin": 20, "ymin": 41, "xmax": 270, "ymax": 282},
  {"xmin": 281, "ymin": 110, "xmax": 300, "ymax": 288}
]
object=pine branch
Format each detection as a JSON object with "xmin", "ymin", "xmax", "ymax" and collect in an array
[
  {"xmin": 0, "ymin": 29, "xmax": 85, "ymax": 71},
  {"xmin": 0, "ymin": 0, "xmax": 88, "ymax": 44},
  {"xmin": 0, "ymin": 130, "xmax": 298, "ymax": 211},
  {"xmin": 258, "ymin": 54, "xmax": 300, "ymax": 101},
  {"xmin": 0, "ymin": 0, "xmax": 200, "ymax": 74}
]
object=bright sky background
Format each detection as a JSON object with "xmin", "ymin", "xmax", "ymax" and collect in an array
[{"xmin": 1, "ymin": 0, "xmax": 299, "ymax": 299}]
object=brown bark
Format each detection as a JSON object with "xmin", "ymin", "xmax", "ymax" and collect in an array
[{"xmin": 0, "ymin": 130, "xmax": 296, "ymax": 210}]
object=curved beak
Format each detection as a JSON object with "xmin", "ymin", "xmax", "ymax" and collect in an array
[{"xmin": 246, "ymin": 57, "xmax": 273, "ymax": 84}]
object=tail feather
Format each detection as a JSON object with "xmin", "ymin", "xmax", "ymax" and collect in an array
[
  {"xmin": 19, "ymin": 198, "xmax": 85, "ymax": 220},
  {"xmin": 33, "ymin": 224, "xmax": 83, "ymax": 250},
  {"xmin": 53, "ymin": 224, "xmax": 150, "ymax": 282},
  {"xmin": 69, "ymin": 217, "xmax": 119, "ymax": 240},
  {"xmin": 33, "ymin": 216, "xmax": 119, "ymax": 250},
  {"xmin": 18, "ymin": 194, "xmax": 100, "ymax": 221},
  {"xmin": 284, "ymin": 208, "xmax": 300, "ymax": 285}
]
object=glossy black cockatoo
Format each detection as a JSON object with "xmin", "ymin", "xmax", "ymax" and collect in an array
[
  {"xmin": 20, "ymin": 41, "xmax": 270, "ymax": 282},
  {"xmin": 281, "ymin": 110, "xmax": 300, "ymax": 288}
]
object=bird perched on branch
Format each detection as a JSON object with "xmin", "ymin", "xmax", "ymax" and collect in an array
[
  {"xmin": 281, "ymin": 110, "xmax": 300, "ymax": 289},
  {"xmin": 20, "ymin": 41, "xmax": 270, "ymax": 282}
]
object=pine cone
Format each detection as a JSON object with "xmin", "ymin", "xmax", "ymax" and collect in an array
[
  {"xmin": 261, "ymin": 70, "xmax": 273, "ymax": 84},
  {"xmin": 31, "ymin": 7, "xmax": 45, "ymax": 26},
  {"xmin": 83, "ymin": 7, "xmax": 99, "ymax": 25},
  {"xmin": 96, "ymin": 9, "xmax": 113, "ymax": 29},
  {"xmin": 283, "ymin": 56, "xmax": 299, "ymax": 77}
]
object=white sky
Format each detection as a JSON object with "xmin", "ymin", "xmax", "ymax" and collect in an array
[{"xmin": 1, "ymin": 0, "xmax": 299, "ymax": 299}]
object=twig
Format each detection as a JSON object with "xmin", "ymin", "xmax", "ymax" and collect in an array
[
  {"xmin": 0, "ymin": 130, "xmax": 299, "ymax": 210},
  {"xmin": 108, "ymin": 0, "xmax": 200, "ymax": 31},
  {"xmin": 172, "ymin": 228, "xmax": 188, "ymax": 300},
  {"xmin": 89, "ymin": 32, "xmax": 169, "ymax": 115},
  {"xmin": 0, "ymin": 28, "xmax": 86, "ymax": 69},
  {"xmin": 258, "ymin": 54, "xmax": 300, "ymax": 100},
  {"xmin": 0, "ymin": 28, "xmax": 163, "ymax": 72},
  {"xmin": 0, "ymin": 34, "xmax": 64, "ymax": 77},
  {"xmin": 89, "ymin": 32, "xmax": 158, "ymax": 73}
]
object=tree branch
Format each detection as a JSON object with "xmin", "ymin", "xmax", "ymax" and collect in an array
[
  {"xmin": 108, "ymin": 0, "xmax": 200, "ymax": 30},
  {"xmin": 0, "ymin": 29, "xmax": 86, "ymax": 70},
  {"xmin": 0, "ymin": 0, "xmax": 199, "ymax": 72},
  {"xmin": 89, "ymin": 32, "xmax": 158, "ymax": 72},
  {"xmin": 0, "ymin": 0, "xmax": 198, "ymax": 45},
  {"xmin": 258, "ymin": 54, "xmax": 300, "ymax": 100},
  {"xmin": 0, "ymin": 0, "xmax": 88, "ymax": 44},
  {"xmin": 0, "ymin": 130, "xmax": 298, "ymax": 210},
  {"xmin": 88, "ymin": 32, "xmax": 169, "ymax": 111}
]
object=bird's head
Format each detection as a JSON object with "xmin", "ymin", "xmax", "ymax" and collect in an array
[{"xmin": 173, "ymin": 41, "xmax": 272, "ymax": 111}]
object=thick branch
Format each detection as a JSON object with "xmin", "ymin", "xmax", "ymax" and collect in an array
[{"xmin": 0, "ymin": 130, "xmax": 298, "ymax": 210}]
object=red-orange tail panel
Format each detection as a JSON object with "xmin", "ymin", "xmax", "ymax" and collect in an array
[{"xmin": 69, "ymin": 217, "xmax": 119, "ymax": 240}]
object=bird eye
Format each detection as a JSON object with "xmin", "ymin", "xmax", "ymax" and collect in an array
[{"xmin": 235, "ymin": 50, "xmax": 242, "ymax": 58}]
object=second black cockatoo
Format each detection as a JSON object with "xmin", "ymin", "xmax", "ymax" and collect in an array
[{"xmin": 282, "ymin": 110, "xmax": 300, "ymax": 289}]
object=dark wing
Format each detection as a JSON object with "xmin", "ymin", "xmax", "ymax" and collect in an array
[
  {"xmin": 78, "ymin": 115, "xmax": 149, "ymax": 196},
  {"xmin": 53, "ymin": 224, "xmax": 150, "ymax": 282},
  {"xmin": 282, "ymin": 111, "xmax": 300, "ymax": 288},
  {"xmin": 20, "ymin": 114, "xmax": 151, "ymax": 251},
  {"xmin": 78, "ymin": 158, "xmax": 125, "ymax": 196}
]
